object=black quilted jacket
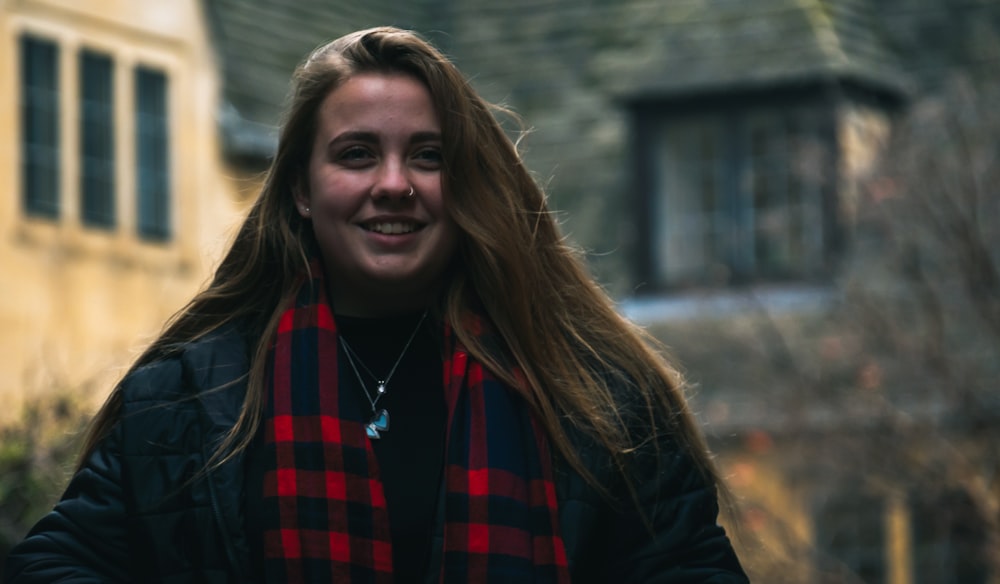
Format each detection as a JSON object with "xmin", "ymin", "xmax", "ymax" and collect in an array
[{"xmin": 3, "ymin": 324, "xmax": 747, "ymax": 583}]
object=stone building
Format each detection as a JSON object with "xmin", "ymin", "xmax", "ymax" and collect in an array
[
  {"xmin": 1, "ymin": 0, "xmax": 229, "ymax": 418},
  {"xmin": 0, "ymin": 0, "xmax": 423, "ymax": 415},
  {"xmin": 4, "ymin": 0, "xmax": 998, "ymax": 581}
]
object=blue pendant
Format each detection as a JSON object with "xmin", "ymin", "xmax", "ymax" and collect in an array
[{"xmin": 366, "ymin": 409, "xmax": 390, "ymax": 439}]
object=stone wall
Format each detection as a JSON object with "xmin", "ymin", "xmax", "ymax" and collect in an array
[
  {"xmin": 433, "ymin": 0, "xmax": 1000, "ymax": 294},
  {"xmin": 0, "ymin": 0, "xmax": 240, "ymax": 418}
]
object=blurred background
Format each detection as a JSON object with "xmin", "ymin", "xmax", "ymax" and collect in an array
[{"xmin": 2, "ymin": 0, "xmax": 999, "ymax": 581}]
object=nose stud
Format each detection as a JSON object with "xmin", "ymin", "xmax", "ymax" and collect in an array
[{"xmin": 371, "ymin": 186, "xmax": 415, "ymax": 199}]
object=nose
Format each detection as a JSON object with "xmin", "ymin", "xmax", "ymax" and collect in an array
[{"xmin": 370, "ymin": 160, "xmax": 412, "ymax": 200}]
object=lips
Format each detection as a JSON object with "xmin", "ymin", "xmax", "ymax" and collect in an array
[{"xmin": 362, "ymin": 221, "xmax": 423, "ymax": 234}]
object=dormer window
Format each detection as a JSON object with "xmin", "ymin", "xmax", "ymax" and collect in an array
[{"xmin": 632, "ymin": 92, "xmax": 838, "ymax": 290}]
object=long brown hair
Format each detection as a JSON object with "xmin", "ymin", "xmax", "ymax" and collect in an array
[{"xmin": 79, "ymin": 27, "xmax": 727, "ymax": 506}]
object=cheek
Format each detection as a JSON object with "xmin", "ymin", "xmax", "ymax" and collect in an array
[
  {"xmin": 425, "ymin": 188, "xmax": 450, "ymax": 216},
  {"xmin": 308, "ymin": 159, "xmax": 348, "ymax": 198},
  {"xmin": 310, "ymin": 178, "xmax": 358, "ymax": 214}
]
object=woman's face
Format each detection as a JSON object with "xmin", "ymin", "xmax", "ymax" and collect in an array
[{"xmin": 296, "ymin": 72, "xmax": 458, "ymax": 316}]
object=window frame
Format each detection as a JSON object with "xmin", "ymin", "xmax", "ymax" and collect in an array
[
  {"xmin": 19, "ymin": 33, "xmax": 62, "ymax": 220},
  {"xmin": 79, "ymin": 48, "xmax": 116, "ymax": 230},
  {"xmin": 813, "ymin": 492, "xmax": 888, "ymax": 583},
  {"xmin": 630, "ymin": 85, "xmax": 842, "ymax": 292},
  {"xmin": 134, "ymin": 65, "xmax": 171, "ymax": 242},
  {"xmin": 910, "ymin": 489, "xmax": 991, "ymax": 584}
]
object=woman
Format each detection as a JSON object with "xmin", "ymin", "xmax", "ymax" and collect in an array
[{"xmin": 4, "ymin": 27, "xmax": 747, "ymax": 583}]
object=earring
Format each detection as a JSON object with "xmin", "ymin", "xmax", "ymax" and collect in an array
[{"xmin": 407, "ymin": 187, "xmax": 415, "ymax": 198}]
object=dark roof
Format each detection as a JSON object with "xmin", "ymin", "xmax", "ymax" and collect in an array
[
  {"xmin": 204, "ymin": 0, "xmax": 910, "ymax": 161},
  {"xmin": 609, "ymin": 0, "xmax": 911, "ymax": 102},
  {"xmin": 203, "ymin": 0, "xmax": 437, "ymax": 162}
]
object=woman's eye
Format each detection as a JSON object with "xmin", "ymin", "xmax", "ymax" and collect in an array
[
  {"xmin": 338, "ymin": 146, "xmax": 373, "ymax": 163},
  {"xmin": 414, "ymin": 147, "xmax": 443, "ymax": 167}
]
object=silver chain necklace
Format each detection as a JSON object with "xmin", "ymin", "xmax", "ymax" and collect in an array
[{"xmin": 339, "ymin": 310, "xmax": 428, "ymax": 439}]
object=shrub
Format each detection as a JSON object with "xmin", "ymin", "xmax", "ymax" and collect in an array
[{"xmin": 0, "ymin": 394, "xmax": 90, "ymax": 570}]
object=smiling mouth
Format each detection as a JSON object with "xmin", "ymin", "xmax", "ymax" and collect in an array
[{"xmin": 363, "ymin": 222, "xmax": 422, "ymax": 235}]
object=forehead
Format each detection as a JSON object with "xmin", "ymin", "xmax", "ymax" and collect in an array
[{"xmin": 317, "ymin": 73, "xmax": 437, "ymax": 124}]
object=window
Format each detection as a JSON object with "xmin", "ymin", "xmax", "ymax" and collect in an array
[
  {"xmin": 80, "ymin": 50, "xmax": 115, "ymax": 229},
  {"xmin": 135, "ymin": 66, "xmax": 170, "ymax": 241},
  {"xmin": 20, "ymin": 35, "xmax": 60, "ymax": 219},
  {"xmin": 911, "ymin": 489, "xmax": 990, "ymax": 584},
  {"xmin": 814, "ymin": 493, "xmax": 886, "ymax": 583},
  {"xmin": 17, "ymin": 36, "xmax": 176, "ymax": 244},
  {"xmin": 652, "ymin": 119, "xmax": 727, "ymax": 285},
  {"xmin": 639, "ymin": 100, "xmax": 835, "ymax": 289}
]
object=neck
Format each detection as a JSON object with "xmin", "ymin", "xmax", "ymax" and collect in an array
[{"xmin": 327, "ymin": 282, "xmax": 442, "ymax": 318}]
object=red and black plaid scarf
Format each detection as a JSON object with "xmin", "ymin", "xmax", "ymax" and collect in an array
[{"xmin": 262, "ymin": 263, "xmax": 570, "ymax": 582}]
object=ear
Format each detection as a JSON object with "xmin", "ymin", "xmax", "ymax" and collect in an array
[{"xmin": 292, "ymin": 181, "xmax": 311, "ymax": 218}]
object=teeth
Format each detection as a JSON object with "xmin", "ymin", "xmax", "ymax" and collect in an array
[{"xmin": 367, "ymin": 222, "xmax": 418, "ymax": 234}]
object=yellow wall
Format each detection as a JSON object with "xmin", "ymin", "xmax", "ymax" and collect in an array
[
  {"xmin": 720, "ymin": 448, "xmax": 815, "ymax": 583},
  {"xmin": 0, "ymin": 0, "xmax": 253, "ymax": 421},
  {"xmin": 720, "ymin": 443, "xmax": 941, "ymax": 583}
]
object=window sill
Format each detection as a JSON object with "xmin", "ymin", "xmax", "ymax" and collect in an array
[
  {"xmin": 616, "ymin": 283, "xmax": 836, "ymax": 325},
  {"xmin": 12, "ymin": 218, "xmax": 194, "ymax": 275}
]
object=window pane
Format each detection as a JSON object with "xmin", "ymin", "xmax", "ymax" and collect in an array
[
  {"xmin": 742, "ymin": 109, "xmax": 827, "ymax": 279},
  {"xmin": 747, "ymin": 112, "xmax": 792, "ymax": 276},
  {"xmin": 911, "ymin": 489, "xmax": 990, "ymax": 584},
  {"xmin": 815, "ymin": 494, "xmax": 886, "ymax": 583},
  {"xmin": 20, "ymin": 35, "xmax": 60, "ymax": 219},
  {"xmin": 80, "ymin": 50, "xmax": 115, "ymax": 229},
  {"xmin": 654, "ymin": 119, "xmax": 725, "ymax": 286},
  {"xmin": 787, "ymin": 113, "xmax": 828, "ymax": 275},
  {"xmin": 135, "ymin": 66, "xmax": 170, "ymax": 241}
]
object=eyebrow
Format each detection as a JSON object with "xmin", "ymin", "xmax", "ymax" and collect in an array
[{"xmin": 328, "ymin": 130, "xmax": 442, "ymax": 147}]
